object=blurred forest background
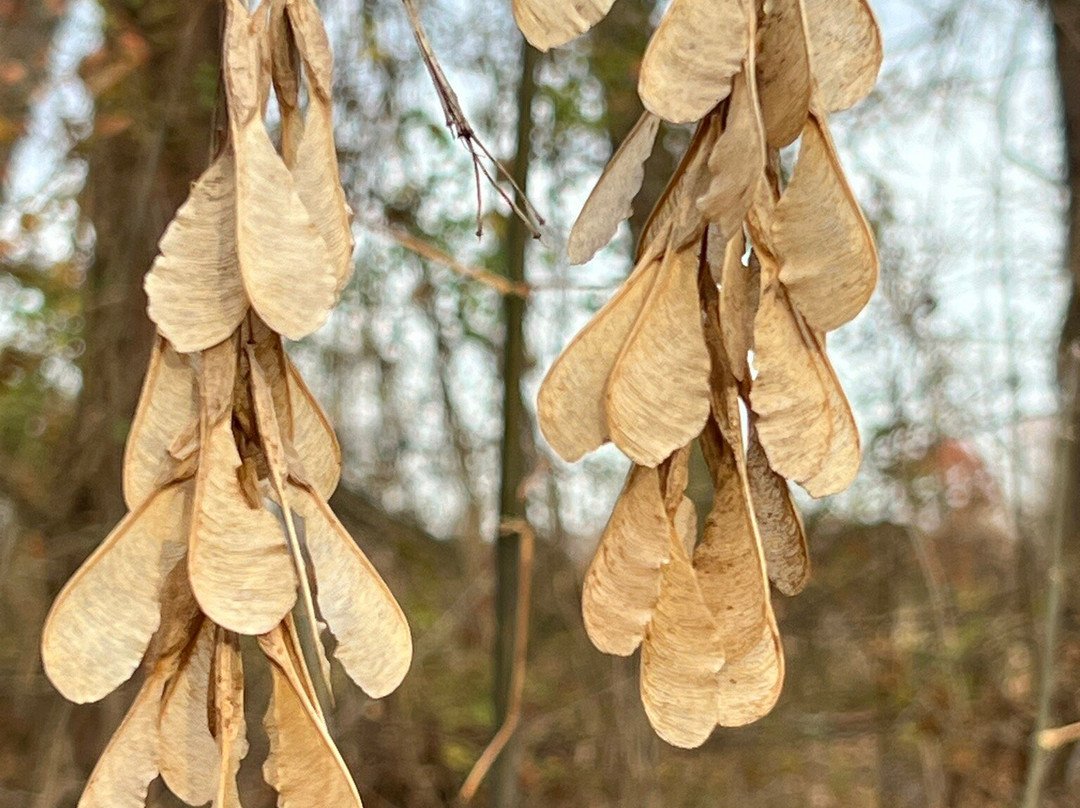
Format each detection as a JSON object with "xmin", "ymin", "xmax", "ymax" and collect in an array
[{"xmin": 1, "ymin": 0, "xmax": 1080, "ymax": 806}]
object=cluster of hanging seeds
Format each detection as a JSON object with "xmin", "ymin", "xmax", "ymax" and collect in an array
[
  {"xmin": 522, "ymin": 0, "xmax": 882, "ymax": 747},
  {"xmin": 41, "ymin": 1, "xmax": 412, "ymax": 804}
]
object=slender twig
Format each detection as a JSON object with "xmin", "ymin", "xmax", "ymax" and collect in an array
[
  {"xmin": 457, "ymin": 518, "xmax": 535, "ymax": 805},
  {"xmin": 396, "ymin": 0, "xmax": 544, "ymax": 238},
  {"xmin": 379, "ymin": 227, "xmax": 531, "ymax": 298}
]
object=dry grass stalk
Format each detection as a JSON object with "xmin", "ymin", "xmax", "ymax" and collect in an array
[
  {"xmin": 41, "ymin": 1, "xmax": 412, "ymax": 804},
  {"xmin": 527, "ymin": 0, "xmax": 882, "ymax": 747}
]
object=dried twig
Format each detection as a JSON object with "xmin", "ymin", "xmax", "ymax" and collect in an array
[
  {"xmin": 1038, "ymin": 721, "xmax": 1080, "ymax": 751},
  {"xmin": 380, "ymin": 227, "xmax": 531, "ymax": 298},
  {"xmin": 457, "ymin": 518, "xmax": 535, "ymax": 804},
  {"xmin": 397, "ymin": 0, "xmax": 544, "ymax": 238}
]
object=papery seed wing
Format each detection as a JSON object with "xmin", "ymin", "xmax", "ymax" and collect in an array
[
  {"xmin": 697, "ymin": 68, "xmax": 765, "ymax": 241},
  {"xmin": 581, "ymin": 465, "xmax": 670, "ymax": 656},
  {"xmin": 638, "ymin": 0, "xmax": 750, "ymax": 124},
  {"xmin": 189, "ymin": 413, "xmax": 297, "ymax": 634},
  {"xmin": 773, "ymin": 114, "xmax": 878, "ymax": 332},
  {"xmin": 639, "ymin": 116, "xmax": 719, "ymax": 254},
  {"xmin": 285, "ymin": 0, "xmax": 356, "ymax": 293},
  {"xmin": 159, "ymin": 619, "xmax": 218, "ymax": 806},
  {"xmin": 511, "ymin": 0, "xmax": 616, "ymax": 51},
  {"xmin": 290, "ymin": 482, "xmax": 412, "ymax": 698},
  {"xmin": 224, "ymin": 0, "xmax": 337, "ymax": 341},
  {"xmin": 695, "ymin": 421, "xmax": 785, "ymax": 725},
  {"xmin": 213, "ymin": 632, "xmax": 248, "ymax": 808},
  {"xmin": 124, "ymin": 338, "xmax": 199, "ymax": 510},
  {"xmin": 606, "ymin": 247, "xmax": 711, "ymax": 466},
  {"xmin": 639, "ymin": 521, "xmax": 724, "ymax": 749},
  {"xmin": 568, "ymin": 111, "xmax": 661, "ymax": 265},
  {"xmin": 799, "ymin": 326, "xmax": 861, "ymax": 495},
  {"xmin": 76, "ymin": 659, "xmax": 174, "ymax": 808},
  {"xmin": 756, "ymin": 0, "xmax": 813, "ymax": 148},
  {"xmin": 269, "ymin": 0, "xmax": 303, "ymax": 166},
  {"xmin": 748, "ymin": 274, "xmax": 832, "ymax": 486},
  {"xmin": 715, "ymin": 622, "xmax": 784, "ymax": 726},
  {"xmin": 804, "ymin": 0, "xmax": 882, "ymax": 112},
  {"xmin": 251, "ymin": 320, "xmax": 342, "ymax": 497},
  {"xmin": 695, "ymin": 422, "xmax": 770, "ymax": 660},
  {"xmin": 747, "ymin": 424, "xmax": 809, "ymax": 595},
  {"xmin": 144, "ymin": 152, "xmax": 247, "ymax": 354},
  {"xmin": 260, "ymin": 626, "xmax": 364, "ymax": 808},
  {"xmin": 751, "ymin": 274, "xmax": 860, "ymax": 497},
  {"xmin": 42, "ymin": 483, "xmax": 191, "ymax": 703},
  {"xmin": 537, "ymin": 254, "xmax": 661, "ymax": 462}
]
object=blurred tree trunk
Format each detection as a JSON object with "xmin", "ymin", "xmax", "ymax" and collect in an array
[
  {"xmin": 0, "ymin": 0, "xmax": 66, "ymax": 187},
  {"xmin": 1029, "ymin": 3, "xmax": 1080, "ymax": 805},
  {"xmin": 58, "ymin": 0, "xmax": 219, "ymax": 529},
  {"xmin": 493, "ymin": 38, "xmax": 539, "ymax": 808}
]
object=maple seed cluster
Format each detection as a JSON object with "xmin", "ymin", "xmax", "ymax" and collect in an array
[
  {"xmin": 523, "ymin": 0, "xmax": 882, "ymax": 747},
  {"xmin": 40, "ymin": 1, "xmax": 412, "ymax": 806}
]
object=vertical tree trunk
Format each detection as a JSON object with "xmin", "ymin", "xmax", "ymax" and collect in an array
[
  {"xmin": 492, "ymin": 38, "xmax": 539, "ymax": 808},
  {"xmin": 58, "ymin": 0, "xmax": 220, "ymax": 528}
]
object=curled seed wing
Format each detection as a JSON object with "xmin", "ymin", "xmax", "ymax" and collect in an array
[
  {"xmin": 224, "ymin": 0, "xmax": 337, "ymax": 341},
  {"xmin": 695, "ymin": 422, "xmax": 785, "ymax": 725},
  {"xmin": 803, "ymin": 0, "xmax": 882, "ymax": 112},
  {"xmin": 260, "ymin": 626, "xmax": 365, "ymax": 808},
  {"xmin": 749, "ymin": 275, "xmax": 831, "ymax": 486},
  {"xmin": 213, "ymin": 632, "xmax": 248, "ymax": 808},
  {"xmin": 697, "ymin": 68, "xmax": 765, "ymax": 242},
  {"xmin": 581, "ymin": 465, "xmax": 670, "ymax": 656},
  {"xmin": 756, "ymin": 0, "xmax": 813, "ymax": 148},
  {"xmin": 606, "ymin": 246, "xmax": 711, "ymax": 466},
  {"xmin": 537, "ymin": 255, "xmax": 661, "ymax": 462},
  {"xmin": 42, "ymin": 483, "xmax": 190, "ymax": 703},
  {"xmin": 76, "ymin": 659, "xmax": 174, "ymax": 808},
  {"xmin": 773, "ymin": 113, "xmax": 878, "ymax": 332},
  {"xmin": 695, "ymin": 422, "xmax": 771, "ymax": 660},
  {"xmin": 189, "ymin": 414, "xmax": 297, "ymax": 634},
  {"xmin": 286, "ymin": 0, "xmax": 356, "ymax": 293},
  {"xmin": 144, "ymin": 151, "xmax": 247, "ymax": 354},
  {"xmin": 568, "ymin": 111, "xmax": 661, "ymax": 265},
  {"xmin": 639, "ymin": 116, "xmax": 719, "ymax": 254},
  {"xmin": 158, "ymin": 619, "xmax": 218, "ymax": 806},
  {"xmin": 638, "ymin": 0, "xmax": 750, "ymax": 124},
  {"xmin": 269, "ymin": 0, "xmax": 303, "ymax": 165},
  {"xmin": 747, "ymin": 424, "xmax": 809, "ymax": 595},
  {"xmin": 799, "ymin": 326, "xmax": 861, "ymax": 495},
  {"xmin": 718, "ymin": 229, "xmax": 754, "ymax": 382},
  {"xmin": 639, "ymin": 520, "xmax": 724, "ymax": 749},
  {"xmin": 250, "ymin": 320, "xmax": 342, "ymax": 497},
  {"xmin": 511, "ymin": 0, "xmax": 617, "ymax": 51},
  {"xmin": 290, "ymin": 483, "xmax": 412, "ymax": 698},
  {"xmin": 123, "ymin": 338, "xmax": 199, "ymax": 509}
]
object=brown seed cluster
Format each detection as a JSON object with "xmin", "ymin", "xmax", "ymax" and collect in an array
[
  {"xmin": 41, "ymin": 1, "xmax": 412, "ymax": 804},
  {"xmin": 525, "ymin": 0, "xmax": 882, "ymax": 746}
]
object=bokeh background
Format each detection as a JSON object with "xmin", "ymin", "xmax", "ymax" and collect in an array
[{"xmin": 1, "ymin": 0, "xmax": 1079, "ymax": 806}]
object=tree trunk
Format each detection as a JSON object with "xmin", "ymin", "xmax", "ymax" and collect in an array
[
  {"xmin": 59, "ymin": 0, "xmax": 220, "ymax": 528},
  {"xmin": 492, "ymin": 38, "xmax": 539, "ymax": 808}
]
